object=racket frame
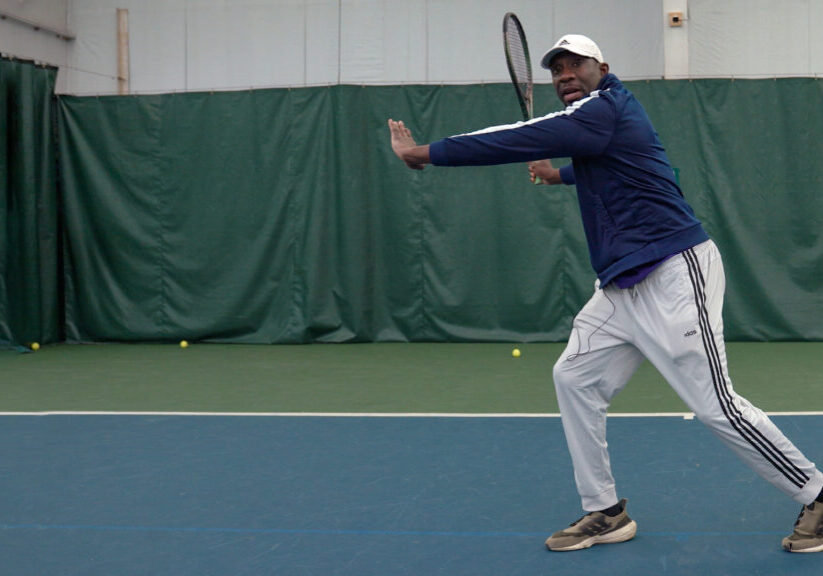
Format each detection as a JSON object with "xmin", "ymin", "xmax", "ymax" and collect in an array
[
  {"xmin": 503, "ymin": 12, "xmax": 541, "ymax": 184},
  {"xmin": 502, "ymin": 12, "xmax": 534, "ymax": 122}
]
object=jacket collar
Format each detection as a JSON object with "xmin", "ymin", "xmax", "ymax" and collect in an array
[{"xmin": 597, "ymin": 73, "xmax": 621, "ymax": 91}]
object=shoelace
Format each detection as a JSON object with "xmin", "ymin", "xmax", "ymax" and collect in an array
[{"xmin": 568, "ymin": 511, "xmax": 597, "ymax": 527}]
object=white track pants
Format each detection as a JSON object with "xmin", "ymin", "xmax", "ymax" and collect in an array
[{"xmin": 553, "ymin": 240, "xmax": 823, "ymax": 511}]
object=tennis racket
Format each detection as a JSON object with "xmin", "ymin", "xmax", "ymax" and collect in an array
[{"xmin": 502, "ymin": 12, "xmax": 541, "ymax": 183}]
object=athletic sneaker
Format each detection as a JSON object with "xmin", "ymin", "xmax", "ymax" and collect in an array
[
  {"xmin": 782, "ymin": 502, "xmax": 823, "ymax": 553},
  {"xmin": 545, "ymin": 498, "xmax": 637, "ymax": 551}
]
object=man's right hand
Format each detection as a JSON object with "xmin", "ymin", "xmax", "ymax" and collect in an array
[{"xmin": 388, "ymin": 119, "xmax": 430, "ymax": 170}]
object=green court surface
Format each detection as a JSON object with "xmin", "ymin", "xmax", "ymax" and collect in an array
[{"xmin": 2, "ymin": 342, "xmax": 822, "ymax": 414}]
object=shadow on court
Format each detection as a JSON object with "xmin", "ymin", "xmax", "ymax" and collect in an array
[{"xmin": 0, "ymin": 415, "xmax": 821, "ymax": 575}]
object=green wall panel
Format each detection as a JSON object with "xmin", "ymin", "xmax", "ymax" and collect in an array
[
  {"xmin": 53, "ymin": 78, "xmax": 823, "ymax": 343},
  {"xmin": 0, "ymin": 57, "xmax": 59, "ymax": 349}
]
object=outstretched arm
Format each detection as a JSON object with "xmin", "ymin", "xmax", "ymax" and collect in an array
[{"xmin": 388, "ymin": 119, "xmax": 430, "ymax": 170}]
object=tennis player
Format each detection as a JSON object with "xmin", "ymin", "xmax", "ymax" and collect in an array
[{"xmin": 388, "ymin": 34, "xmax": 823, "ymax": 553}]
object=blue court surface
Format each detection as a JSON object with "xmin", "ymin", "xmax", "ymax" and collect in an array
[{"xmin": 1, "ymin": 414, "xmax": 822, "ymax": 575}]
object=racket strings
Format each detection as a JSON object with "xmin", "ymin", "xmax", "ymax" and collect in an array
[{"xmin": 505, "ymin": 31, "xmax": 531, "ymax": 89}]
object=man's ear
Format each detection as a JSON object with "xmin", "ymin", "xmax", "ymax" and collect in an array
[{"xmin": 599, "ymin": 62, "xmax": 610, "ymax": 75}]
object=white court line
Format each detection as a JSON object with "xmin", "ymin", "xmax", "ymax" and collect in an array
[{"xmin": 1, "ymin": 411, "xmax": 823, "ymax": 418}]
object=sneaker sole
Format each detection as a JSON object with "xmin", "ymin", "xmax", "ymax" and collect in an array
[
  {"xmin": 783, "ymin": 541, "xmax": 823, "ymax": 553},
  {"xmin": 546, "ymin": 520, "xmax": 638, "ymax": 552}
]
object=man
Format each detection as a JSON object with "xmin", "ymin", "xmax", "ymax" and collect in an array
[{"xmin": 388, "ymin": 34, "xmax": 823, "ymax": 553}]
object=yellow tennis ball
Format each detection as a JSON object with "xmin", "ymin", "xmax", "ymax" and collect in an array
[
  {"xmin": 180, "ymin": 340, "xmax": 189, "ymax": 348},
  {"xmin": 512, "ymin": 348, "xmax": 521, "ymax": 358},
  {"xmin": 31, "ymin": 342, "xmax": 40, "ymax": 351}
]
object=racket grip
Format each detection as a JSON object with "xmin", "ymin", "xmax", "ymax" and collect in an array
[{"xmin": 533, "ymin": 176, "xmax": 542, "ymax": 185}]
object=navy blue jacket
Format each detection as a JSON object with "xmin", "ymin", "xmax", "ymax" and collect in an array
[{"xmin": 428, "ymin": 73, "xmax": 708, "ymax": 286}]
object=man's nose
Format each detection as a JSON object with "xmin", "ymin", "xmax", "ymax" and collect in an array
[{"xmin": 555, "ymin": 69, "xmax": 574, "ymax": 82}]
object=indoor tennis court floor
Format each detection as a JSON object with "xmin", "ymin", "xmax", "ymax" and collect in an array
[{"xmin": 1, "ymin": 412, "xmax": 822, "ymax": 575}]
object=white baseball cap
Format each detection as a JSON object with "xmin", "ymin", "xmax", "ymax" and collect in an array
[{"xmin": 540, "ymin": 34, "xmax": 604, "ymax": 69}]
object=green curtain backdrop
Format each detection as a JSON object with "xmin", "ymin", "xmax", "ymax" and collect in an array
[
  {"xmin": 56, "ymin": 78, "xmax": 823, "ymax": 343},
  {"xmin": 0, "ymin": 57, "xmax": 59, "ymax": 349}
]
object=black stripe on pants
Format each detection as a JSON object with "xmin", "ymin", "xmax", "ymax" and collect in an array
[{"xmin": 682, "ymin": 248, "xmax": 808, "ymax": 489}]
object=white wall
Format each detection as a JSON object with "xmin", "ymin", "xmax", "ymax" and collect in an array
[
  {"xmin": 688, "ymin": 0, "xmax": 823, "ymax": 77},
  {"xmin": 2, "ymin": 1, "xmax": 822, "ymax": 95},
  {"xmin": 0, "ymin": 0, "xmax": 71, "ymax": 91},
  {"xmin": 61, "ymin": 0, "xmax": 664, "ymax": 94}
]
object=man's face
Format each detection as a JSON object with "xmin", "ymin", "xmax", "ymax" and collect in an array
[{"xmin": 548, "ymin": 52, "xmax": 608, "ymax": 105}]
